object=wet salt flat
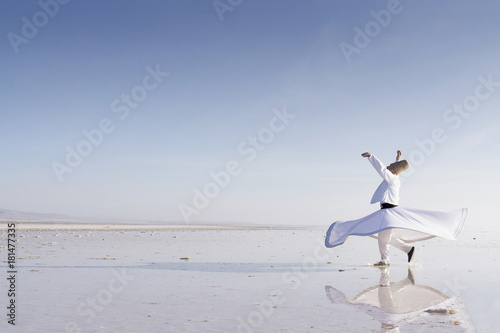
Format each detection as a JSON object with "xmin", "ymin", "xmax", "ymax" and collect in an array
[{"xmin": 0, "ymin": 223, "xmax": 498, "ymax": 332}]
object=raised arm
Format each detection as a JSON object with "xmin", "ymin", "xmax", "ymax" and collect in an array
[
  {"xmin": 362, "ymin": 152, "xmax": 398, "ymax": 183},
  {"xmin": 396, "ymin": 150, "xmax": 401, "ymax": 161}
]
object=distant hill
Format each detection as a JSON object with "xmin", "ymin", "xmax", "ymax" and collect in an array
[
  {"xmin": 0, "ymin": 209, "xmax": 72, "ymax": 221},
  {"xmin": 0, "ymin": 208, "xmax": 259, "ymax": 226}
]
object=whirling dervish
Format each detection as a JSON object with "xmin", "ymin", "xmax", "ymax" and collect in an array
[{"xmin": 325, "ymin": 150, "xmax": 468, "ymax": 266}]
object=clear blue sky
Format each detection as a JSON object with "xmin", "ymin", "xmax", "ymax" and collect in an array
[{"xmin": 1, "ymin": 0, "xmax": 499, "ymax": 227}]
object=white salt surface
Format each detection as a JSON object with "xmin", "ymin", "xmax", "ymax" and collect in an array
[{"xmin": 0, "ymin": 223, "xmax": 498, "ymax": 332}]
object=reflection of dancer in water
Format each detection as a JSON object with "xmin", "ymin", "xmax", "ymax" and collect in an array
[
  {"xmin": 325, "ymin": 150, "xmax": 468, "ymax": 266},
  {"xmin": 325, "ymin": 268, "xmax": 475, "ymax": 332}
]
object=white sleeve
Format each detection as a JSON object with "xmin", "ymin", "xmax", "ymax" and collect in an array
[{"xmin": 368, "ymin": 155, "xmax": 398, "ymax": 183}]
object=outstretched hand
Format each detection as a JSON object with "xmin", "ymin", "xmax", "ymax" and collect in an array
[{"xmin": 361, "ymin": 152, "xmax": 372, "ymax": 158}]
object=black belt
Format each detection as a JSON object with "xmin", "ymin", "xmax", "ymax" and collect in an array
[{"xmin": 380, "ymin": 203, "xmax": 398, "ymax": 209}]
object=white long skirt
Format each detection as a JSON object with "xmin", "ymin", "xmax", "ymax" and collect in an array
[{"xmin": 325, "ymin": 207, "xmax": 468, "ymax": 248}]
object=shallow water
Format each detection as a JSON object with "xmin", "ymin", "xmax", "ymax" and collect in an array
[{"xmin": 0, "ymin": 224, "xmax": 497, "ymax": 332}]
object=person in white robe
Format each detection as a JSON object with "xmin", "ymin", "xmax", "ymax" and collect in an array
[
  {"xmin": 325, "ymin": 150, "xmax": 468, "ymax": 266},
  {"xmin": 365, "ymin": 150, "xmax": 412, "ymax": 266}
]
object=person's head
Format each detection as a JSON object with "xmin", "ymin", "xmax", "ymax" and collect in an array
[{"xmin": 387, "ymin": 160, "xmax": 409, "ymax": 175}]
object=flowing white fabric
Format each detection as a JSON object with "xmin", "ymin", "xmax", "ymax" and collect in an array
[{"xmin": 325, "ymin": 207, "xmax": 468, "ymax": 248}]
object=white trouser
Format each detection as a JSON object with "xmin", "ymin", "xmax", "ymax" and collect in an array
[{"xmin": 378, "ymin": 229, "xmax": 412, "ymax": 261}]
